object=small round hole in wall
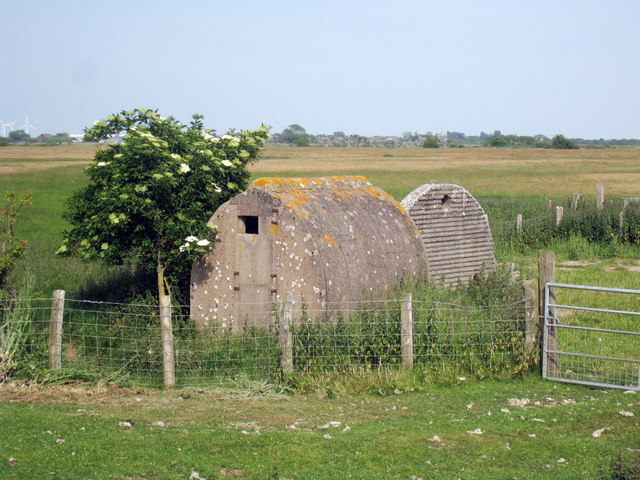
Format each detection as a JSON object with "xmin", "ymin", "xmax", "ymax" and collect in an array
[{"xmin": 441, "ymin": 195, "xmax": 451, "ymax": 207}]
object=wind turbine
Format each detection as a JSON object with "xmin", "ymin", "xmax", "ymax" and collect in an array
[
  {"xmin": 0, "ymin": 120, "xmax": 16, "ymax": 137},
  {"xmin": 21, "ymin": 114, "xmax": 36, "ymax": 135}
]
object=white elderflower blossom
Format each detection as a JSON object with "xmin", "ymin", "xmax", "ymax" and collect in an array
[
  {"xmin": 185, "ymin": 235, "xmax": 198, "ymax": 243},
  {"xmin": 170, "ymin": 153, "xmax": 181, "ymax": 160},
  {"xmin": 201, "ymin": 132, "xmax": 219, "ymax": 142},
  {"xmin": 179, "ymin": 163, "xmax": 191, "ymax": 173},
  {"xmin": 221, "ymin": 159, "xmax": 233, "ymax": 167},
  {"xmin": 196, "ymin": 239, "xmax": 210, "ymax": 246},
  {"xmin": 97, "ymin": 161, "xmax": 107, "ymax": 167}
]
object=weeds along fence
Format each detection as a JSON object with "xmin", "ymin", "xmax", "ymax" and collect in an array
[
  {"xmin": 488, "ymin": 200, "xmax": 640, "ymax": 251},
  {"xmin": 0, "ymin": 291, "xmax": 534, "ymax": 388}
]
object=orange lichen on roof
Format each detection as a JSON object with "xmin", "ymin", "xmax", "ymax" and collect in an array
[
  {"xmin": 249, "ymin": 176, "xmax": 415, "ymax": 227},
  {"xmin": 250, "ymin": 176, "xmax": 370, "ymax": 192},
  {"xmin": 268, "ymin": 223, "xmax": 280, "ymax": 238},
  {"xmin": 323, "ymin": 233, "xmax": 339, "ymax": 247}
]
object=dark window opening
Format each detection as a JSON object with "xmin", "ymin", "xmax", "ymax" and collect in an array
[
  {"xmin": 239, "ymin": 215, "xmax": 259, "ymax": 234},
  {"xmin": 441, "ymin": 195, "xmax": 451, "ymax": 206}
]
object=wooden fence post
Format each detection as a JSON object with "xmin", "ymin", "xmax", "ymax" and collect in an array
[
  {"xmin": 538, "ymin": 250, "xmax": 558, "ymax": 376},
  {"xmin": 280, "ymin": 293, "xmax": 293, "ymax": 375},
  {"xmin": 596, "ymin": 184, "xmax": 605, "ymax": 210},
  {"xmin": 159, "ymin": 295, "xmax": 175, "ymax": 388},
  {"xmin": 401, "ymin": 293, "xmax": 414, "ymax": 371},
  {"xmin": 49, "ymin": 289, "xmax": 65, "ymax": 371},
  {"xmin": 522, "ymin": 279, "xmax": 538, "ymax": 359},
  {"xmin": 516, "ymin": 214, "xmax": 523, "ymax": 236},
  {"xmin": 570, "ymin": 193, "xmax": 582, "ymax": 210},
  {"xmin": 555, "ymin": 206, "xmax": 563, "ymax": 226},
  {"xmin": 619, "ymin": 210, "xmax": 625, "ymax": 238}
]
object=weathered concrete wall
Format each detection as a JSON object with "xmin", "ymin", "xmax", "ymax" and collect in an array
[
  {"xmin": 191, "ymin": 176, "xmax": 427, "ymax": 331},
  {"xmin": 401, "ymin": 183, "xmax": 495, "ymax": 288}
]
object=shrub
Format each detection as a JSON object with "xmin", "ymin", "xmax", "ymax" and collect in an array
[
  {"xmin": 422, "ymin": 137, "xmax": 440, "ymax": 148},
  {"xmin": 551, "ymin": 134, "xmax": 579, "ymax": 149}
]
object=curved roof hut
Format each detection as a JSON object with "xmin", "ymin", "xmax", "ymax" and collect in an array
[
  {"xmin": 401, "ymin": 183, "xmax": 495, "ymax": 288},
  {"xmin": 191, "ymin": 176, "xmax": 427, "ymax": 331}
]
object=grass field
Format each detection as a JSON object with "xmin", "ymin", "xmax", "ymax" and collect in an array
[
  {"xmin": 3, "ymin": 144, "xmax": 640, "ymax": 296},
  {"xmin": 1, "ymin": 376, "xmax": 638, "ymax": 479},
  {"xmin": 2, "ymin": 145, "xmax": 640, "ymax": 479},
  {"xmin": 254, "ymin": 145, "xmax": 640, "ymax": 200}
]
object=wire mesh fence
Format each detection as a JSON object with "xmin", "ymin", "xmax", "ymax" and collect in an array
[
  {"xmin": 1, "ymin": 294, "xmax": 531, "ymax": 387},
  {"xmin": 489, "ymin": 212, "xmax": 555, "ymax": 245}
]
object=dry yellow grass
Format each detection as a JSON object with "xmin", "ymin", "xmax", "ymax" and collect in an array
[
  {"xmin": 2, "ymin": 144, "xmax": 640, "ymax": 198},
  {"xmin": 0, "ymin": 144, "xmax": 96, "ymax": 175},
  {"xmin": 253, "ymin": 146, "xmax": 640, "ymax": 198}
]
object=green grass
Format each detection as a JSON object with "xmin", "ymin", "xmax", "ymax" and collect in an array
[
  {"xmin": 1, "ymin": 377, "xmax": 638, "ymax": 479},
  {"xmin": 2, "ymin": 147, "xmax": 640, "ymax": 479},
  {"xmin": 0, "ymin": 164, "xmax": 141, "ymax": 297}
]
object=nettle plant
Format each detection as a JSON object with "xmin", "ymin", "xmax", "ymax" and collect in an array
[
  {"xmin": 0, "ymin": 190, "xmax": 32, "ymax": 294},
  {"xmin": 58, "ymin": 109, "xmax": 270, "ymax": 301}
]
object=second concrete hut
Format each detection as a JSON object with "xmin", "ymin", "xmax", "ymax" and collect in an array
[{"xmin": 401, "ymin": 183, "xmax": 495, "ymax": 288}]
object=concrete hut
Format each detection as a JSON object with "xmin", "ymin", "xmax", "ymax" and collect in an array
[
  {"xmin": 401, "ymin": 183, "xmax": 495, "ymax": 288},
  {"xmin": 190, "ymin": 176, "xmax": 427, "ymax": 331}
]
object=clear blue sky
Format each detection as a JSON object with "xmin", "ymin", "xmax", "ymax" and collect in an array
[{"xmin": 2, "ymin": 0, "xmax": 639, "ymax": 139}]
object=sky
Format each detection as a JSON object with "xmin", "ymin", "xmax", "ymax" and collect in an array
[{"xmin": 2, "ymin": 0, "xmax": 639, "ymax": 139}]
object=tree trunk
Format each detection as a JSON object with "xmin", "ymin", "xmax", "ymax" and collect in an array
[{"xmin": 157, "ymin": 262, "xmax": 166, "ymax": 298}]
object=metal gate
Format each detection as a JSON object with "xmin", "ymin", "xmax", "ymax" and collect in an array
[{"xmin": 543, "ymin": 282, "xmax": 640, "ymax": 390}]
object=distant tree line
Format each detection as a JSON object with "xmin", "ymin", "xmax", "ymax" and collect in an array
[
  {"xmin": 269, "ymin": 125, "xmax": 638, "ymax": 149},
  {"xmin": 0, "ymin": 130, "xmax": 74, "ymax": 147}
]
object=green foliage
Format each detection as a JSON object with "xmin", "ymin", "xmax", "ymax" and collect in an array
[
  {"xmin": 290, "ymin": 269, "xmax": 529, "ymax": 379},
  {"xmin": 0, "ymin": 277, "xmax": 36, "ymax": 379},
  {"xmin": 8, "ymin": 129, "xmax": 30, "ymax": 143},
  {"xmin": 0, "ymin": 190, "xmax": 32, "ymax": 293},
  {"xmin": 552, "ymin": 134, "xmax": 579, "ymax": 149},
  {"xmin": 279, "ymin": 124, "xmax": 310, "ymax": 147},
  {"xmin": 58, "ymin": 108, "xmax": 270, "ymax": 301},
  {"xmin": 484, "ymin": 135, "xmax": 508, "ymax": 147},
  {"xmin": 0, "ymin": 137, "xmax": 8, "ymax": 147},
  {"xmin": 422, "ymin": 136, "xmax": 440, "ymax": 148},
  {"xmin": 620, "ymin": 203, "xmax": 640, "ymax": 244},
  {"xmin": 487, "ymin": 197, "xmax": 640, "ymax": 260}
]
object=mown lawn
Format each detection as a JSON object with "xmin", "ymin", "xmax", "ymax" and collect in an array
[{"xmin": 1, "ymin": 376, "xmax": 638, "ymax": 479}]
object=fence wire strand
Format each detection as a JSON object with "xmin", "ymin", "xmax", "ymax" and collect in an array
[{"xmin": 1, "ymin": 296, "xmax": 530, "ymax": 387}]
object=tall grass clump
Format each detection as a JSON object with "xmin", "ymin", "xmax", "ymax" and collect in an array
[
  {"xmin": 485, "ymin": 196, "xmax": 640, "ymax": 260},
  {"xmin": 288, "ymin": 266, "xmax": 530, "ymax": 388},
  {"xmin": 0, "ymin": 277, "xmax": 47, "ymax": 380}
]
